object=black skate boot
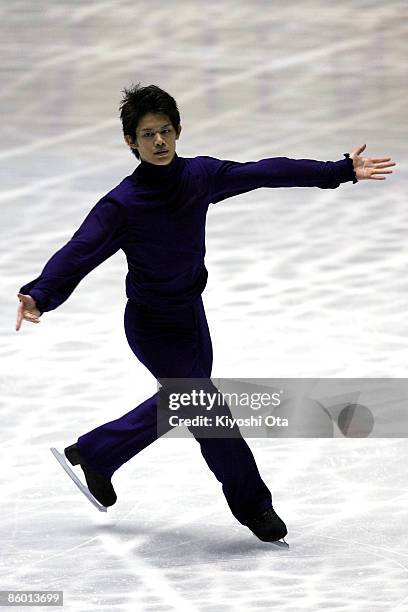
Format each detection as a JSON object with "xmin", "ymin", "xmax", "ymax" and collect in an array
[
  {"xmin": 64, "ymin": 443, "xmax": 117, "ymax": 507},
  {"xmin": 245, "ymin": 506, "xmax": 287, "ymax": 542}
]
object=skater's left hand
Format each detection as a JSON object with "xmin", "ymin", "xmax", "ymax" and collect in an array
[{"xmin": 350, "ymin": 144, "xmax": 396, "ymax": 181}]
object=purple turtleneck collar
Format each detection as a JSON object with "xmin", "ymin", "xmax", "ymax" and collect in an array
[{"xmin": 133, "ymin": 151, "xmax": 182, "ymax": 182}]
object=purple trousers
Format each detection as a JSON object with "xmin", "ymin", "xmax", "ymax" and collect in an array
[{"xmin": 77, "ymin": 296, "xmax": 272, "ymax": 524}]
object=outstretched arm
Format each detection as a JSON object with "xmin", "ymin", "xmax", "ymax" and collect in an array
[
  {"xmin": 16, "ymin": 196, "xmax": 127, "ymax": 330},
  {"xmin": 200, "ymin": 145, "xmax": 395, "ymax": 204}
]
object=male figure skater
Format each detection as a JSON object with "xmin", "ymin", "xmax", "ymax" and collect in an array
[{"xmin": 16, "ymin": 83, "xmax": 395, "ymax": 542}]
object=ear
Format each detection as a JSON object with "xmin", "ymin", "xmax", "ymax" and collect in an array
[
  {"xmin": 124, "ymin": 135, "xmax": 138, "ymax": 149},
  {"xmin": 176, "ymin": 125, "xmax": 182, "ymax": 140}
]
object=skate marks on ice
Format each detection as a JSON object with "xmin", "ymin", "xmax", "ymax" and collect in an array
[
  {"xmin": 50, "ymin": 448, "xmax": 107, "ymax": 513},
  {"xmin": 88, "ymin": 495, "xmax": 407, "ymax": 612},
  {"xmin": 2, "ymin": 438, "xmax": 408, "ymax": 611},
  {"xmin": 91, "ymin": 508, "xmax": 291, "ymax": 611}
]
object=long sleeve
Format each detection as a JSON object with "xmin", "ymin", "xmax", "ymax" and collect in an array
[
  {"xmin": 199, "ymin": 153, "xmax": 358, "ymax": 204},
  {"xmin": 18, "ymin": 196, "xmax": 128, "ymax": 314}
]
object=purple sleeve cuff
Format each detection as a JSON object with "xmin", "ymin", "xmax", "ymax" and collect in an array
[{"xmin": 342, "ymin": 153, "xmax": 358, "ymax": 184}]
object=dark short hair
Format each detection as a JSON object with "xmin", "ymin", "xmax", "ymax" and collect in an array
[{"xmin": 119, "ymin": 83, "xmax": 181, "ymax": 160}]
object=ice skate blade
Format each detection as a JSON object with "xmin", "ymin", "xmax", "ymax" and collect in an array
[
  {"xmin": 275, "ymin": 537, "xmax": 289, "ymax": 548},
  {"xmin": 259, "ymin": 537, "xmax": 289, "ymax": 548},
  {"xmin": 50, "ymin": 447, "xmax": 107, "ymax": 513}
]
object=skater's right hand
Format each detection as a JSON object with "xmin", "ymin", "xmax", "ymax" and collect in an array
[{"xmin": 16, "ymin": 293, "xmax": 41, "ymax": 331}]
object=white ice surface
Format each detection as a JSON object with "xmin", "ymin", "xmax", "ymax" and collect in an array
[{"xmin": 2, "ymin": 0, "xmax": 408, "ymax": 610}]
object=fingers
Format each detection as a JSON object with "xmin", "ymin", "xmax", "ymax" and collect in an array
[
  {"xmin": 16, "ymin": 300, "xmax": 23, "ymax": 331},
  {"xmin": 373, "ymin": 161, "xmax": 396, "ymax": 168},
  {"xmin": 16, "ymin": 293, "xmax": 40, "ymax": 331},
  {"xmin": 15, "ymin": 310, "xmax": 40, "ymax": 331},
  {"xmin": 352, "ymin": 144, "xmax": 366, "ymax": 155},
  {"xmin": 16, "ymin": 294, "xmax": 41, "ymax": 330},
  {"xmin": 368, "ymin": 163, "xmax": 394, "ymax": 179}
]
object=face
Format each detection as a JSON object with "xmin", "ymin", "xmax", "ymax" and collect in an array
[{"xmin": 125, "ymin": 112, "xmax": 181, "ymax": 165}]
